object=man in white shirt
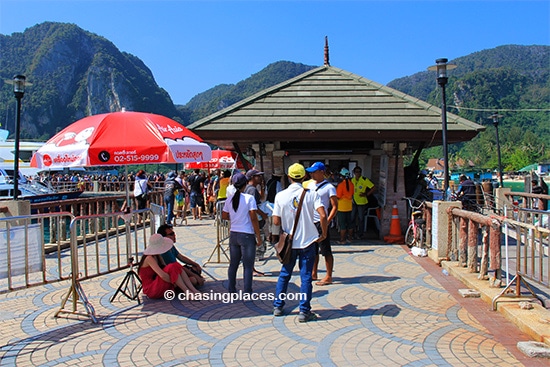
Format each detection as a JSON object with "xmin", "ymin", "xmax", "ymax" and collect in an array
[{"xmin": 272, "ymin": 163, "xmax": 327, "ymax": 322}]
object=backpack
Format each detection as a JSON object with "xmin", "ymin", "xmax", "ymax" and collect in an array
[{"xmin": 266, "ymin": 177, "xmax": 279, "ymax": 203}]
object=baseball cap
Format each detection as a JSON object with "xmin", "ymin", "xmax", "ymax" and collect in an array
[
  {"xmin": 231, "ymin": 172, "xmax": 248, "ymax": 188},
  {"xmin": 288, "ymin": 163, "xmax": 306, "ymax": 180},
  {"xmin": 245, "ymin": 169, "xmax": 264, "ymax": 180},
  {"xmin": 305, "ymin": 162, "xmax": 326, "ymax": 173}
]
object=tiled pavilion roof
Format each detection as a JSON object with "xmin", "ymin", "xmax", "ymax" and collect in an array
[{"xmin": 188, "ymin": 65, "xmax": 484, "ymax": 149}]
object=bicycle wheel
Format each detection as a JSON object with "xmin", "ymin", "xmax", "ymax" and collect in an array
[{"xmin": 404, "ymin": 224, "xmax": 415, "ymax": 248}]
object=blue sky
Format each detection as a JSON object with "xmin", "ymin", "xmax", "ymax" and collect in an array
[{"xmin": 1, "ymin": 1, "xmax": 548, "ymax": 105}]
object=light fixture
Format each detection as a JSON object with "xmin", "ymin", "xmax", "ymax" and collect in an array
[
  {"xmin": 245, "ymin": 145, "xmax": 256, "ymax": 158},
  {"xmin": 428, "ymin": 58, "xmax": 457, "ymax": 200},
  {"xmin": 13, "ymin": 74, "xmax": 26, "ymax": 200},
  {"xmin": 259, "ymin": 143, "xmax": 266, "ymax": 157},
  {"xmin": 489, "ymin": 112, "xmax": 504, "ymax": 188}
]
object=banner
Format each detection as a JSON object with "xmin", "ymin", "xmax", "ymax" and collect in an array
[{"xmin": 0, "ymin": 224, "xmax": 43, "ymax": 278}]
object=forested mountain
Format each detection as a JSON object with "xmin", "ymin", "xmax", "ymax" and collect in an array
[
  {"xmin": 1, "ymin": 22, "xmax": 548, "ymax": 170},
  {"xmin": 0, "ymin": 22, "xmax": 181, "ymax": 140},
  {"xmin": 181, "ymin": 61, "xmax": 316, "ymax": 122},
  {"xmin": 0, "ymin": 22, "xmax": 315, "ymax": 140},
  {"xmin": 388, "ymin": 45, "xmax": 550, "ymax": 170}
]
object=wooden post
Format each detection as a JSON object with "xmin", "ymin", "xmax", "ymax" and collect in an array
[
  {"xmin": 467, "ymin": 220, "xmax": 478, "ymax": 273},
  {"xmin": 459, "ymin": 217, "xmax": 468, "ymax": 267}
]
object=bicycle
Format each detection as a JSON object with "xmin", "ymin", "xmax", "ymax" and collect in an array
[{"xmin": 403, "ymin": 197, "xmax": 427, "ymax": 248}]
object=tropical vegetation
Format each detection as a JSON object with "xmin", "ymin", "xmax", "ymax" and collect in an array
[{"xmin": 0, "ymin": 22, "xmax": 548, "ymax": 172}]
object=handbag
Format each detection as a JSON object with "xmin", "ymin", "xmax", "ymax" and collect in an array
[{"xmin": 275, "ymin": 189, "xmax": 307, "ymax": 264}]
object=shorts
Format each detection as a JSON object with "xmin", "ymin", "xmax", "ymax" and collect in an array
[
  {"xmin": 337, "ymin": 211, "xmax": 353, "ymax": 230},
  {"xmin": 315, "ymin": 222, "xmax": 332, "ymax": 257},
  {"xmin": 190, "ymin": 192, "xmax": 199, "ymax": 209}
]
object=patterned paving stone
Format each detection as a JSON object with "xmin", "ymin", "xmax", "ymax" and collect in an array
[{"xmin": 1, "ymin": 218, "xmax": 548, "ymax": 366}]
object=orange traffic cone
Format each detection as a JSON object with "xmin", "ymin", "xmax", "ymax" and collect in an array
[{"xmin": 384, "ymin": 201, "xmax": 404, "ymax": 244}]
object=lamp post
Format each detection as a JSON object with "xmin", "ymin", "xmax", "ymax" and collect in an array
[
  {"xmin": 12, "ymin": 75, "xmax": 26, "ymax": 200},
  {"xmin": 489, "ymin": 112, "xmax": 504, "ymax": 188},
  {"xmin": 428, "ymin": 59, "xmax": 456, "ymax": 200}
]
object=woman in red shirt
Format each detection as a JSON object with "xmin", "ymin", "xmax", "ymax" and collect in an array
[{"xmin": 138, "ymin": 234, "xmax": 200, "ymax": 299}]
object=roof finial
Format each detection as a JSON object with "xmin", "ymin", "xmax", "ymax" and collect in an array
[{"xmin": 324, "ymin": 36, "xmax": 330, "ymax": 66}]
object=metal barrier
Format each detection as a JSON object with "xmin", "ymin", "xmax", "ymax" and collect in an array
[
  {"xmin": 491, "ymin": 207, "xmax": 549, "ymax": 310},
  {"xmin": 54, "ymin": 208, "xmax": 157, "ymax": 322},
  {"xmin": 446, "ymin": 207, "xmax": 503, "ymax": 282},
  {"xmin": 0, "ymin": 212, "xmax": 75, "ymax": 294},
  {"xmin": 204, "ymin": 200, "xmax": 230, "ymax": 265},
  {"xmin": 441, "ymin": 197, "xmax": 549, "ymax": 310}
]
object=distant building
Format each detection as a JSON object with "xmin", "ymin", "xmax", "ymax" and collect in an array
[{"xmin": 426, "ymin": 158, "xmax": 444, "ymax": 175}]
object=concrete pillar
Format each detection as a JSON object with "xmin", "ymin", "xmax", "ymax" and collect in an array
[
  {"xmin": 0, "ymin": 200, "xmax": 31, "ymax": 226},
  {"xmin": 495, "ymin": 187, "xmax": 511, "ymax": 214},
  {"xmin": 429, "ymin": 200, "xmax": 461, "ymax": 263}
]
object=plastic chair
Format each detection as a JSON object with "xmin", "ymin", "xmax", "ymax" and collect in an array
[{"xmin": 364, "ymin": 206, "xmax": 380, "ymax": 234}]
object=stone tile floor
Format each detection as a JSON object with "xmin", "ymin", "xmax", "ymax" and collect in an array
[{"xmin": 1, "ymin": 218, "xmax": 548, "ymax": 366}]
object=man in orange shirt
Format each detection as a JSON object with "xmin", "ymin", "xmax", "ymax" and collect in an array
[{"xmin": 336, "ymin": 168, "xmax": 354, "ymax": 244}]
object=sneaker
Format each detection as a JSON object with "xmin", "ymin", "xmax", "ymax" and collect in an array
[
  {"xmin": 298, "ymin": 311, "xmax": 317, "ymax": 323},
  {"xmin": 273, "ymin": 306, "xmax": 283, "ymax": 317}
]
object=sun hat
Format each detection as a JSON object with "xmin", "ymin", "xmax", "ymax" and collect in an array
[
  {"xmin": 288, "ymin": 163, "xmax": 306, "ymax": 180},
  {"xmin": 273, "ymin": 167, "xmax": 284, "ymax": 176},
  {"xmin": 143, "ymin": 233, "xmax": 174, "ymax": 255},
  {"xmin": 245, "ymin": 169, "xmax": 264, "ymax": 180},
  {"xmin": 339, "ymin": 168, "xmax": 350, "ymax": 177},
  {"xmin": 305, "ymin": 162, "xmax": 326, "ymax": 173},
  {"xmin": 231, "ymin": 172, "xmax": 248, "ymax": 189}
]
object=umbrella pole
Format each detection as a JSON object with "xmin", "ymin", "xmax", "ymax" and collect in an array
[{"xmin": 125, "ymin": 165, "xmax": 130, "ymax": 211}]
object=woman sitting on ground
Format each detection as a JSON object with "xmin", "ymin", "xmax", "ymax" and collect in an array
[{"xmin": 138, "ymin": 234, "xmax": 201, "ymax": 299}]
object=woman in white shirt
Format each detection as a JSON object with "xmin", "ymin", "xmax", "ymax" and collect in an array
[
  {"xmin": 133, "ymin": 170, "xmax": 151, "ymax": 211},
  {"xmin": 222, "ymin": 172, "xmax": 262, "ymax": 294}
]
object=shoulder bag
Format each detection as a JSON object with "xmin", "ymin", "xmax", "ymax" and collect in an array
[{"xmin": 275, "ymin": 189, "xmax": 307, "ymax": 264}]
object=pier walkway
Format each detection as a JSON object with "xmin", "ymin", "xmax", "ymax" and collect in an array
[{"xmin": 0, "ymin": 217, "xmax": 548, "ymax": 366}]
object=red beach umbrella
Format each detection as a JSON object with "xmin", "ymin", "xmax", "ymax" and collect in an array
[
  {"xmin": 31, "ymin": 111, "xmax": 211, "ymax": 169},
  {"xmin": 185, "ymin": 149, "xmax": 244, "ymax": 171}
]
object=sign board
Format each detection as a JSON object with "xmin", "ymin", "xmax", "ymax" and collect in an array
[
  {"xmin": 0, "ymin": 224, "xmax": 43, "ymax": 278},
  {"xmin": 378, "ymin": 155, "xmax": 388, "ymax": 207}
]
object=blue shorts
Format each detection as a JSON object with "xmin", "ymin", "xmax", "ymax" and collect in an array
[{"xmin": 190, "ymin": 192, "xmax": 199, "ymax": 208}]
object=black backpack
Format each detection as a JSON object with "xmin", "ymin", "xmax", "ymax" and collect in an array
[{"xmin": 266, "ymin": 178, "xmax": 279, "ymax": 203}]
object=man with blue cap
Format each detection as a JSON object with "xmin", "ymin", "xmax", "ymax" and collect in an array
[{"xmin": 305, "ymin": 162, "xmax": 338, "ymax": 286}]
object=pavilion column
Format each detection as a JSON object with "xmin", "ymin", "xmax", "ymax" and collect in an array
[{"xmin": 380, "ymin": 144, "xmax": 407, "ymax": 238}]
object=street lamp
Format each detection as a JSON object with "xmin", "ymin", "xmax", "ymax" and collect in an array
[
  {"xmin": 428, "ymin": 58, "xmax": 456, "ymax": 200},
  {"xmin": 13, "ymin": 75, "xmax": 26, "ymax": 200},
  {"xmin": 489, "ymin": 112, "xmax": 504, "ymax": 188}
]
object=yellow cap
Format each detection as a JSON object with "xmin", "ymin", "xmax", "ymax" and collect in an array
[{"xmin": 288, "ymin": 163, "xmax": 306, "ymax": 179}]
